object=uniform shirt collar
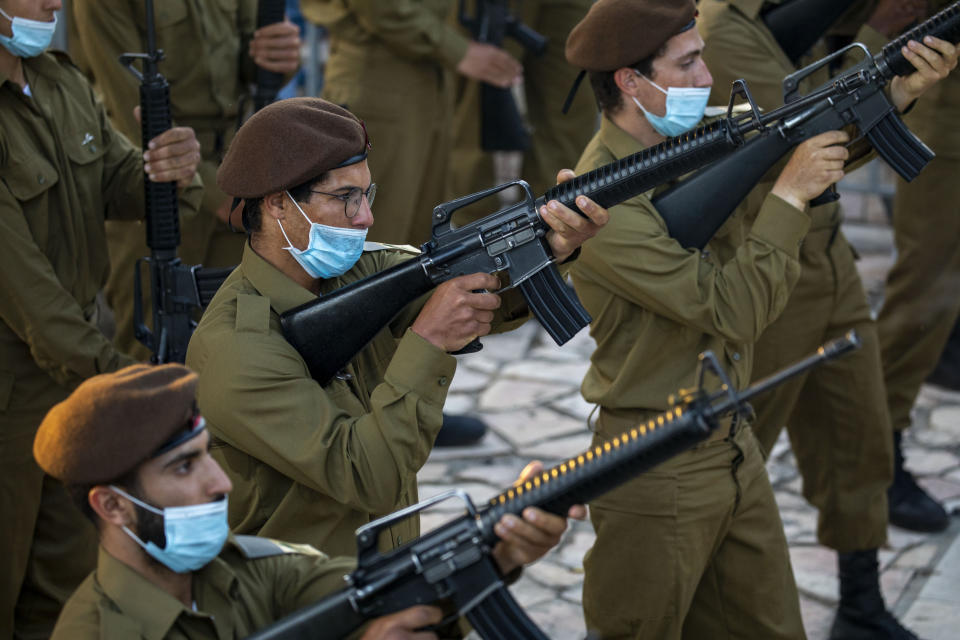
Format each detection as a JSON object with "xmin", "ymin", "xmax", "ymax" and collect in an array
[
  {"xmin": 598, "ymin": 114, "xmax": 647, "ymax": 161},
  {"xmin": 96, "ymin": 542, "xmax": 240, "ymax": 640},
  {"xmin": 240, "ymin": 241, "xmax": 317, "ymax": 315}
]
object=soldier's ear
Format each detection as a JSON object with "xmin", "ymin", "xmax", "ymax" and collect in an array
[
  {"xmin": 89, "ymin": 486, "xmax": 136, "ymax": 528},
  {"xmin": 261, "ymin": 191, "xmax": 289, "ymax": 220},
  {"xmin": 614, "ymin": 67, "xmax": 641, "ymax": 96}
]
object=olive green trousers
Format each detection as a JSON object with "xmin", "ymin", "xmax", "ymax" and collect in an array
[
  {"xmin": 582, "ymin": 416, "xmax": 805, "ymax": 640},
  {"xmin": 750, "ymin": 226, "xmax": 892, "ymax": 553}
]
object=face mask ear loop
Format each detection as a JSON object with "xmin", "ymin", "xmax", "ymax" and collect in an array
[
  {"xmin": 634, "ymin": 70, "xmax": 668, "ymax": 96},
  {"xmin": 109, "ymin": 485, "xmax": 163, "ymax": 515},
  {"xmin": 277, "ymin": 191, "xmax": 312, "ymax": 251}
]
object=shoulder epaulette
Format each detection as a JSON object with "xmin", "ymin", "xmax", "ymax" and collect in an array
[
  {"xmin": 235, "ymin": 293, "xmax": 271, "ymax": 334},
  {"xmin": 363, "ymin": 241, "xmax": 420, "ymax": 255},
  {"xmin": 703, "ymin": 103, "xmax": 756, "ymax": 118},
  {"xmin": 232, "ymin": 535, "xmax": 326, "ymax": 559}
]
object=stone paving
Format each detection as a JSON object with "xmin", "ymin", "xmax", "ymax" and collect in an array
[{"xmin": 417, "ymin": 166, "xmax": 960, "ymax": 639}]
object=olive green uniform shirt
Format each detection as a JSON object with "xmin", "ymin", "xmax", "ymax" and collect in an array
[
  {"xmin": 0, "ymin": 52, "xmax": 181, "ymax": 403},
  {"xmin": 572, "ymin": 115, "xmax": 811, "ymax": 411},
  {"xmin": 51, "ymin": 537, "xmax": 355, "ymax": 640},
  {"xmin": 187, "ymin": 242, "xmax": 531, "ymax": 558},
  {"xmin": 301, "ymin": 0, "xmax": 470, "ymax": 71}
]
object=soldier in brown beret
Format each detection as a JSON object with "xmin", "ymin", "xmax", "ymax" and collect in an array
[
  {"xmin": 38, "ymin": 363, "xmax": 576, "ymax": 639},
  {"xmin": 185, "ymin": 97, "xmax": 603, "ymax": 563},
  {"xmin": 560, "ymin": 0, "xmax": 885, "ymax": 638}
]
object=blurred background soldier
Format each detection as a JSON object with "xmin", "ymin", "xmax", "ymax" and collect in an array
[
  {"xmin": 449, "ymin": 0, "xmax": 598, "ymax": 200},
  {"xmin": 698, "ymin": 0, "xmax": 955, "ymax": 637},
  {"xmin": 877, "ymin": 0, "xmax": 960, "ymax": 533},
  {"xmin": 69, "ymin": 0, "xmax": 301, "ymax": 360},
  {"xmin": 0, "ymin": 0, "xmax": 201, "ymax": 635}
]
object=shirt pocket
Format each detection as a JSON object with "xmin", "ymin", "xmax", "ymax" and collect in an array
[
  {"xmin": 61, "ymin": 125, "xmax": 109, "ymax": 216},
  {"xmin": 1, "ymin": 153, "xmax": 60, "ymax": 251}
]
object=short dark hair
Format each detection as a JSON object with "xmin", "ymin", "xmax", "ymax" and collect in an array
[
  {"xmin": 588, "ymin": 46, "xmax": 663, "ymax": 116},
  {"xmin": 242, "ymin": 174, "xmax": 328, "ymax": 235}
]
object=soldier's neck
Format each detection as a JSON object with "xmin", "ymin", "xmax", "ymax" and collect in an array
[
  {"xmin": 0, "ymin": 48, "xmax": 25, "ymax": 88},
  {"xmin": 609, "ymin": 106, "xmax": 666, "ymax": 149}
]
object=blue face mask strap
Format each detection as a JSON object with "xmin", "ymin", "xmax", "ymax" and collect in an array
[
  {"xmin": 109, "ymin": 485, "xmax": 166, "ymax": 550},
  {"xmin": 277, "ymin": 191, "xmax": 312, "ymax": 251}
]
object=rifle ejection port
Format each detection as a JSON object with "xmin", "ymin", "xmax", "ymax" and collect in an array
[{"xmin": 486, "ymin": 227, "xmax": 537, "ymax": 256}]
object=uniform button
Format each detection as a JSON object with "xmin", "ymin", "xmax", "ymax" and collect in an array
[
  {"xmin": 397, "ymin": 536, "xmax": 403, "ymax": 546},
  {"xmin": 438, "ymin": 376, "xmax": 448, "ymax": 386},
  {"xmin": 89, "ymin": 144, "xmax": 98, "ymax": 153},
  {"xmin": 733, "ymin": 352, "xmax": 741, "ymax": 361},
  {"xmin": 37, "ymin": 174, "xmax": 45, "ymax": 185}
]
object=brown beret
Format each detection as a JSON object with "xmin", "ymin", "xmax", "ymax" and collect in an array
[
  {"xmin": 34, "ymin": 364, "xmax": 200, "ymax": 485},
  {"xmin": 217, "ymin": 97, "xmax": 370, "ymax": 199},
  {"xmin": 566, "ymin": 0, "xmax": 699, "ymax": 72}
]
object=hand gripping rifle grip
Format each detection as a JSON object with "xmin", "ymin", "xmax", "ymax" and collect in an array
[{"xmin": 518, "ymin": 265, "xmax": 591, "ymax": 345}]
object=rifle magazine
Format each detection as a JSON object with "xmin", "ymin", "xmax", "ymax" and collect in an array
[
  {"xmin": 518, "ymin": 267, "xmax": 590, "ymax": 345},
  {"xmin": 466, "ymin": 583, "xmax": 550, "ymax": 640},
  {"xmin": 865, "ymin": 112, "xmax": 934, "ymax": 182}
]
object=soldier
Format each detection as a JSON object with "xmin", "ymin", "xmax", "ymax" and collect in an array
[
  {"xmin": 36, "ymin": 363, "xmax": 573, "ymax": 639},
  {"xmin": 563, "ymin": 0, "xmax": 949, "ymax": 637},
  {"xmin": 184, "ymin": 97, "xmax": 605, "ymax": 558},
  {"xmin": 877, "ymin": 0, "xmax": 960, "ymax": 533},
  {"xmin": 0, "ymin": 0, "xmax": 202, "ymax": 636},
  {"xmin": 698, "ymin": 0, "xmax": 956, "ymax": 637},
  {"xmin": 450, "ymin": 0, "xmax": 598, "ymax": 199},
  {"xmin": 69, "ymin": 0, "xmax": 301, "ymax": 360},
  {"xmin": 300, "ymin": 0, "xmax": 522, "ymax": 246}
]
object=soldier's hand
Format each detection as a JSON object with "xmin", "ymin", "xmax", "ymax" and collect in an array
[
  {"xmin": 541, "ymin": 168, "xmax": 609, "ymax": 262},
  {"xmin": 491, "ymin": 460, "xmax": 586, "ymax": 575},
  {"xmin": 457, "ymin": 41, "xmax": 522, "ymax": 88},
  {"xmin": 250, "ymin": 19, "xmax": 301, "ymax": 74},
  {"xmin": 134, "ymin": 107, "xmax": 202, "ymax": 187},
  {"xmin": 890, "ymin": 36, "xmax": 959, "ymax": 109},
  {"xmin": 411, "ymin": 273, "xmax": 501, "ymax": 352},
  {"xmin": 361, "ymin": 605, "xmax": 442, "ymax": 640},
  {"xmin": 772, "ymin": 131, "xmax": 850, "ymax": 210}
]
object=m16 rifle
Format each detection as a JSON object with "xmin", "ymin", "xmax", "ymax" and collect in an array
[
  {"xmin": 120, "ymin": 0, "xmax": 233, "ymax": 363},
  {"xmin": 459, "ymin": 0, "xmax": 547, "ymax": 151},
  {"xmin": 247, "ymin": 332, "xmax": 860, "ymax": 640},
  {"xmin": 653, "ymin": 0, "xmax": 960, "ymax": 250}
]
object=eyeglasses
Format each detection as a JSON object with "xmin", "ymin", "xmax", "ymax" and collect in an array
[{"xmin": 310, "ymin": 183, "xmax": 377, "ymax": 219}]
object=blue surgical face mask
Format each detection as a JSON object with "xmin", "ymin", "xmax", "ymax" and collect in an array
[
  {"xmin": 631, "ymin": 71, "xmax": 710, "ymax": 137},
  {"xmin": 0, "ymin": 7, "xmax": 56, "ymax": 58},
  {"xmin": 278, "ymin": 191, "xmax": 367, "ymax": 280},
  {"xmin": 111, "ymin": 486, "xmax": 229, "ymax": 574}
]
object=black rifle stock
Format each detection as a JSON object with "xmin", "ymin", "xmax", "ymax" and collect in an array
[
  {"xmin": 246, "ymin": 332, "xmax": 861, "ymax": 640},
  {"xmin": 459, "ymin": 0, "xmax": 547, "ymax": 151},
  {"xmin": 654, "ymin": 0, "xmax": 960, "ymax": 251},
  {"xmin": 252, "ymin": 0, "xmax": 287, "ymax": 112},
  {"xmin": 120, "ymin": 0, "xmax": 235, "ymax": 363},
  {"xmin": 762, "ymin": 0, "xmax": 860, "ymax": 64}
]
